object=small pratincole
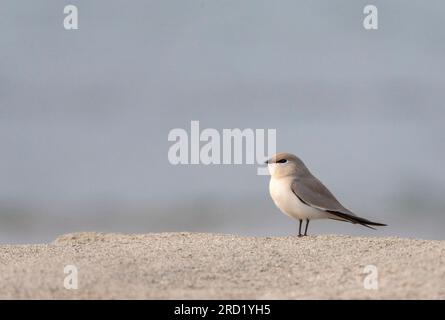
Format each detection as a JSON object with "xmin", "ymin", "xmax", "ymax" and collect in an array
[{"xmin": 266, "ymin": 152, "xmax": 386, "ymax": 236}]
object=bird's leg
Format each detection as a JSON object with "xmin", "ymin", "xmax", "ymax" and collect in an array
[
  {"xmin": 304, "ymin": 219, "xmax": 310, "ymax": 236},
  {"xmin": 298, "ymin": 219, "xmax": 303, "ymax": 237}
]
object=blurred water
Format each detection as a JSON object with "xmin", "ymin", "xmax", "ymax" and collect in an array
[{"xmin": 1, "ymin": 1, "xmax": 444, "ymax": 243}]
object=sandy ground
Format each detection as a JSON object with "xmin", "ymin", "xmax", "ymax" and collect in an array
[{"xmin": 0, "ymin": 232, "xmax": 444, "ymax": 299}]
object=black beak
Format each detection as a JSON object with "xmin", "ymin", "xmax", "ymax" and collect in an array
[{"xmin": 264, "ymin": 159, "xmax": 270, "ymax": 164}]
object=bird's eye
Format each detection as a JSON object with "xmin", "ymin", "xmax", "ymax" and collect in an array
[{"xmin": 277, "ymin": 159, "xmax": 288, "ymax": 164}]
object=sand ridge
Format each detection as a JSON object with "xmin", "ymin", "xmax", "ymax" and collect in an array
[{"xmin": 0, "ymin": 232, "xmax": 444, "ymax": 299}]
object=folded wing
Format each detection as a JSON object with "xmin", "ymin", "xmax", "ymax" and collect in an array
[{"xmin": 291, "ymin": 176, "xmax": 386, "ymax": 229}]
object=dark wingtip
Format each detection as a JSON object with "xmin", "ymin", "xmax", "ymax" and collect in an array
[
  {"xmin": 327, "ymin": 211, "xmax": 387, "ymax": 230},
  {"xmin": 366, "ymin": 222, "xmax": 387, "ymax": 227},
  {"xmin": 361, "ymin": 221, "xmax": 387, "ymax": 230}
]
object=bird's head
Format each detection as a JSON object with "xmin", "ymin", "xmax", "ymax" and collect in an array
[{"xmin": 265, "ymin": 152, "xmax": 309, "ymax": 178}]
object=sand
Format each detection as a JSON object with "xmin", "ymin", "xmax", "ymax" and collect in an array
[{"xmin": 0, "ymin": 232, "xmax": 444, "ymax": 299}]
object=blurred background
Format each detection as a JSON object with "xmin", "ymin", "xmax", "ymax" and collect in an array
[{"xmin": 1, "ymin": 0, "xmax": 444, "ymax": 243}]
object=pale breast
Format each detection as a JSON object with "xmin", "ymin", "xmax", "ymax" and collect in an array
[{"xmin": 269, "ymin": 177, "xmax": 328, "ymax": 220}]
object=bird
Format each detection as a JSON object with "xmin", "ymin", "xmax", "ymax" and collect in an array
[{"xmin": 265, "ymin": 152, "xmax": 386, "ymax": 236}]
